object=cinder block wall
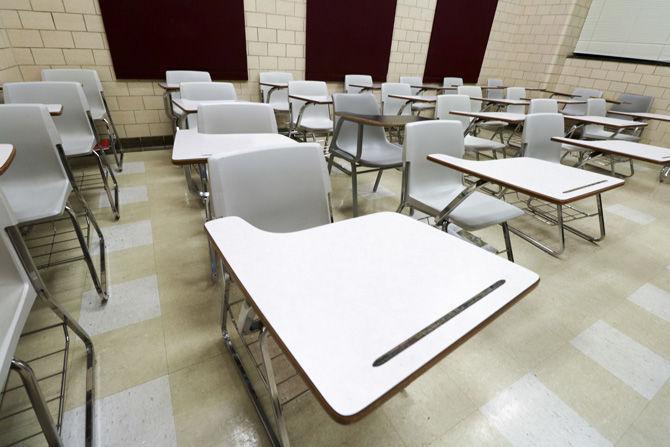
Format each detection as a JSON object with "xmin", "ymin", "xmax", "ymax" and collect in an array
[{"xmin": 2, "ymin": 0, "xmax": 670, "ymax": 146}]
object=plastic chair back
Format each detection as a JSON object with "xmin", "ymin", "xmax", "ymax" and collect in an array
[
  {"xmin": 208, "ymin": 143, "xmax": 331, "ymax": 231},
  {"xmin": 522, "ymin": 113, "xmax": 564, "ymax": 163},
  {"xmin": 197, "ymin": 103, "xmax": 278, "ymax": 134}
]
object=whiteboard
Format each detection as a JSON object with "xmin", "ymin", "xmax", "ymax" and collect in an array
[{"xmin": 575, "ymin": 0, "xmax": 670, "ymax": 62}]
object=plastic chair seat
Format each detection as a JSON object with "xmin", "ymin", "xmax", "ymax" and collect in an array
[
  {"xmin": 411, "ymin": 187, "xmax": 524, "ymax": 231},
  {"xmin": 90, "ymin": 106, "xmax": 107, "ymax": 121},
  {"xmin": 6, "ymin": 179, "xmax": 71, "ymax": 224},
  {"xmin": 0, "ymin": 281, "xmax": 34, "ymax": 386},
  {"xmin": 336, "ymin": 140, "xmax": 403, "ymax": 167},
  {"xmin": 295, "ymin": 116, "xmax": 333, "ymax": 132},
  {"xmin": 465, "ymin": 135, "xmax": 505, "ymax": 152},
  {"xmin": 478, "ymin": 120, "xmax": 508, "ymax": 128},
  {"xmin": 412, "ymin": 103, "xmax": 435, "ymax": 111},
  {"xmin": 61, "ymin": 134, "xmax": 96, "ymax": 157},
  {"xmin": 584, "ymin": 129, "xmax": 639, "ymax": 141}
]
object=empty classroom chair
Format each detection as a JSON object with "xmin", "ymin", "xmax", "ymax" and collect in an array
[
  {"xmin": 288, "ymin": 81, "xmax": 333, "ymax": 141},
  {"xmin": 399, "ymin": 75, "xmax": 434, "ymax": 115},
  {"xmin": 583, "ymin": 98, "xmax": 639, "ymax": 141},
  {"xmin": 436, "ymin": 94, "xmax": 506, "ymax": 159},
  {"xmin": 345, "ymin": 74, "xmax": 373, "ymax": 94},
  {"xmin": 180, "ymin": 81, "xmax": 237, "ymax": 129},
  {"xmin": 458, "ymin": 85, "xmax": 507, "ymax": 139},
  {"xmin": 443, "ymin": 77, "xmax": 464, "ymax": 88},
  {"xmin": 381, "ymin": 82, "xmax": 412, "ymax": 115},
  {"xmin": 0, "ymin": 104, "xmax": 109, "ymax": 302},
  {"xmin": 521, "ymin": 113, "xmax": 564, "ymax": 163},
  {"xmin": 42, "ymin": 68, "xmax": 124, "ymax": 171},
  {"xmin": 329, "ymin": 93, "xmax": 402, "ymax": 216},
  {"xmin": 197, "ymin": 102, "xmax": 278, "ymax": 134},
  {"xmin": 487, "ymin": 78, "xmax": 505, "ymax": 99},
  {"xmin": 3, "ymin": 81, "xmax": 120, "ymax": 219},
  {"xmin": 609, "ymin": 93, "xmax": 653, "ymax": 114},
  {"xmin": 506, "ymin": 87, "xmax": 527, "ymax": 114},
  {"xmin": 561, "ymin": 87, "xmax": 602, "ymax": 116},
  {"xmin": 528, "ymin": 98, "xmax": 558, "ymax": 114},
  {"xmin": 165, "ymin": 70, "xmax": 212, "ymax": 131},
  {"xmin": 398, "ymin": 120, "xmax": 522, "ymax": 261},
  {"xmin": 259, "ymin": 71, "xmax": 293, "ymax": 112}
]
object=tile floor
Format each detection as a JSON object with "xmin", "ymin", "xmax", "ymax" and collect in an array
[{"xmin": 1, "ymin": 146, "xmax": 670, "ymax": 447}]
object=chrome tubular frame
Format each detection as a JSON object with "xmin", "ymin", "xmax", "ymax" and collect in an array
[
  {"xmin": 660, "ymin": 164, "xmax": 669, "ymax": 183},
  {"xmin": 100, "ymin": 92, "xmax": 124, "ymax": 172},
  {"xmin": 6, "ymin": 225, "xmax": 96, "ymax": 447}
]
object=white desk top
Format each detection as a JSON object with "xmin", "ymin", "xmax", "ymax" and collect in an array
[
  {"xmin": 171, "ymin": 130, "xmax": 294, "ymax": 165},
  {"xmin": 450, "ymin": 111, "xmax": 527, "ymax": 124},
  {"xmin": 565, "ymin": 115, "xmax": 647, "ymax": 129},
  {"xmin": 47, "ymin": 104, "xmax": 62, "ymax": 116},
  {"xmin": 260, "ymin": 81, "xmax": 288, "ymax": 88},
  {"xmin": 388, "ymin": 94, "xmax": 437, "ymax": 103},
  {"xmin": 0, "ymin": 144, "xmax": 15, "ymax": 175},
  {"xmin": 552, "ymin": 137, "xmax": 670, "ymax": 164},
  {"xmin": 158, "ymin": 82, "xmax": 180, "ymax": 91},
  {"xmin": 206, "ymin": 212, "xmax": 539, "ymax": 421},
  {"xmin": 609, "ymin": 111, "xmax": 670, "ymax": 122},
  {"xmin": 172, "ymin": 98, "xmax": 240, "ymax": 114},
  {"xmin": 428, "ymin": 155, "xmax": 624, "ymax": 204},
  {"xmin": 472, "ymin": 97, "xmax": 529, "ymax": 106},
  {"xmin": 288, "ymin": 94, "xmax": 333, "ymax": 104}
]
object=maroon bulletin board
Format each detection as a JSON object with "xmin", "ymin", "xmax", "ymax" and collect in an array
[
  {"xmin": 423, "ymin": 0, "xmax": 498, "ymax": 83},
  {"xmin": 99, "ymin": 0, "xmax": 248, "ymax": 80},
  {"xmin": 306, "ymin": 0, "xmax": 397, "ymax": 82}
]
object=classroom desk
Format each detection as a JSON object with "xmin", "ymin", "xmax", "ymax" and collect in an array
[
  {"xmin": 553, "ymin": 137, "xmax": 670, "ymax": 182},
  {"xmin": 46, "ymin": 104, "xmax": 63, "ymax": 116},
  {"xmin": 288, "ymin": 94, "xmax": 333, "ymax": 135},
  {"xmin": 564, "ymin": 115, "xmax": 647, "ymax": 138},
  {"xmin": 206, "ymin": 211, "xmax": 539, "ymax": 446},
  {"xmin": 608, "ymin": 111, "xmax": 670, "ymax": 123},
  {"xmin": 544, "ymin": 90, "xmax": 621, "ymax": 104},
  {"xmin": 171, "ymin": 98, "xmax": 240, "ymax": 115},
  {"xmin": 449, "ymin": 111, "xmax": 526, "ymax": 139},
  {"xmin": 158, "ymin": 82, "xmax": 180, "ymax": 91},
  {"xmin": 260, "ymin": 81, "xmax": 289, "ymax": 105},
  {"xmin": 388, "ymin": 94, "xmax": 437, "ymax": 115},
  {"xmin": 330, "ymin": 113, "xmax": 427, "ymax": 216},
  {"xmin": 428, "ymin": 155, "xmax": 624, "ymax": 256},
  {"xmin": 350, "ymin": 83, "xmax": 382, "ymax": 92},
  {"xmin": 0, "ymin": 144, "xmax": 15, "ymax": 175},
  {"xmin": 171, "ymin": 129, "xmax": 294, "ymax": 166}
]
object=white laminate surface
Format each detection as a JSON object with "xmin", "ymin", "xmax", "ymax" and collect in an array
[
  {"xmin": 205, "ymin": 212, "xmax": 539, "ymax": 419},
  {"xmin": 472, "ymin": 97, "xmax": 529, "ymax": 106},
  {"xmin": 552, "ymin": 138, "xmax": 670, "ymax": 164},
  {"xmin": 288, "ymin": 94, "xmax": 333, "ymax": 104},
  {"xmin": 388, "ymin": 94, "xmax": 437, "ymax": 103},
  {"xmin": 171, "ymin": 98, "xmax": 240, "ymax": 114},
  {"xmin": 609, "ymin": 111, "xmax": 670, "ymax": 122},
  {"xmin": 428, "ymin": 155, "xmax": 624, "ymax": 204},
  {"xmin": 565, "ymin": 115, "xmax": 647, "ymax": 129},
  {"xmin": 449, "ymin": 111, "xmax": 527, "ymax": 124},
  {"xmin": 171, "ymin": 130, "xmax": 294, "ymax": 164}
]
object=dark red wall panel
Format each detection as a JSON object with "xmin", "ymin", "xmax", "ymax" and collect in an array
[
  {"xmin": 306, "ymin": 0, "xmax": 397, "ymax": 82},
  {"xmin": 423, "ymin": 0, "xmax": 498, "ymax": 83},
  {"xmin": 99, "ymin": 0, "xmax": 248, "ymax": 80}
]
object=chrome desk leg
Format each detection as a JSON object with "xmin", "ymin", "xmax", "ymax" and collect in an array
[
  {"xmin": 220, "ymin": 266, "xmax": 281, "ymax": 447},
  {"xmin": 260, "ymin": 328, "xmax": 291, "ymax": 447},
  {"xmin": 660, "ymin": 165, "xmax": 670, "ymax": 183},
  {"xmin": 351, "ymin": 161, "xmax": 358, "ymax": 217},
  {"xmin": 65, "ymin": 204, "xmax": 109, "ymax": 302},
  {"xmin": 508, "ymin": 204, "xmax": 566, "ymax": 257},
  {"xmin": 372, "ymin": 169, "xmax": 383, "ymax": 192},
  {"xmin": 102, "ymin": 93, "xmax": 124, "ymax": 171},
  {"xmin": 10, "ymin": 360, "xmax": 64, "ymax": 447},
  {"xmin": 7, "ymin": 226, "xmax": 96, "ymax": 447},
  {"xmin": 502, "ymin": 222, "xmax": 514, "ymax": 262}
]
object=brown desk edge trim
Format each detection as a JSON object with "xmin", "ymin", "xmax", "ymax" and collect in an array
[
  {"xmin": 0, "ymin": 146, "xmax": 16, "ymax": 175},
  {"xmin": 206, "ymin": 224, "xmax": 539, "ymax": 425},
  {"xmin": 427, "ymin": 155, "xmax": 624, "ymax": 204}
]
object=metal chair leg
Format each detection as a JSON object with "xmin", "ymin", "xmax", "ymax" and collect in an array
[
  {"xmin": 501, "ymin": 222, "xmax": 514, "ymax": 262},
  {"xmin": 91, "ymin": 149, "xmax": 120, "ymax": 220},
  {"xmin": 102, "ymin": 118, "xmax": 123, "ymax": 172},
  {"xmin": 64, "ymin": 204, "xmax": 109, "ymax": 302},
  {"xmin": 6, "ymin": 225, "xmax": 96, "ymax": 447},
  {"xmin": 351, "ymin": 161, "xmax": 358, "ymax": 217},
  {"xmin": 372, "ymin": 169, "xmax": 383, "ymax": 192},
  {"xmin": 10, "ymin": 360, "xmax": 64, "ymax": 447}
]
